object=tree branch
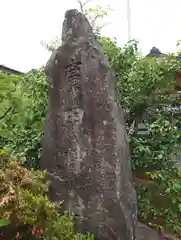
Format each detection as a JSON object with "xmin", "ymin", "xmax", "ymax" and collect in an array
[
  {"xmin": 77, "ymin": 0, "xmax": 93, "ymax": 12},
  {"xmin": 82, "ymin": 0, "xmax": 93, "ymax": 7},
  {"xmin": 0, "ymin": 106, "xmax": 13, "ymax": 120},
  {"xmin": 76, "ymin": 0, "xmax": 84, "ymax": 12}
]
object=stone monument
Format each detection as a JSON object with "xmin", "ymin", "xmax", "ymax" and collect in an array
[{"xmin": 41, "ymin": 9, "xmax": 137, "ymax": 240}]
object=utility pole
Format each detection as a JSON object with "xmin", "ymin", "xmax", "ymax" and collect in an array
[{"xmin": 127, "ymin": 0, "xmax": 131, "ymax": 42}]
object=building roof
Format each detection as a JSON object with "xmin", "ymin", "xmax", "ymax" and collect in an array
[
  {"xmin": 146, "ymin": 47, "xmax": 181, "ymax": 91},
  {"xmin": 0, "ymin": 65, "xmax": 24, "ymax": 75},
  {"xmin": 147, "ymin": 46, "xmax": 181, "ymax": 60},
  {"xmin": 146, "ymin": 47, "xmax": 165, "ymax": 57}
]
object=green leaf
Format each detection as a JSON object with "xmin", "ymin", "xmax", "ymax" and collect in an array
[
  {"xmin": 178, "ymin": 204, "xmax": 181, "ymax": 212},
  {"xmin": 0, "ymin": 219, "xmax": 10, "ymax": 227}
]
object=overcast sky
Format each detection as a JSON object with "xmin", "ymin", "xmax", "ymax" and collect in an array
[{"xmin": 1, "ymin": 0, "xmax": 181, "ymax": 72}]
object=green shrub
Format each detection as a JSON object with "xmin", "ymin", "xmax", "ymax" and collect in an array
[
  {"xmin": 0, "ymin": 150, "xmax": 93, "ymax": 240},
  {"xmin": 0, "ymin": 71, "xmax": 47, "ymax": 169},
  {"xmin": 99, "ymin": 37, "xmax": 181, "ymax": 237}
]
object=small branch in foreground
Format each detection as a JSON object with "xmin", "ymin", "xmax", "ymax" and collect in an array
[
  {"xmin": 0, "ymin": 106, "xmax": 13, "ymax": 120},
  {"xmin": 77, "ymin": 0, "xmax": 93, "ymax": 12},
  {"xmin": 77, "ymin": 0, "xmax": 85, "ymax": 12}
]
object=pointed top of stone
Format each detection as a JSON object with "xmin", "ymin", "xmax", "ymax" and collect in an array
[{"xmin": 62, "ymin": 9, "xmax": 94, "ymax": 43}]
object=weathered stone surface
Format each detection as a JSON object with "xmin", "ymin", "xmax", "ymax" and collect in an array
[
  {"xmin": 136, "ymin": 222, "xmax": 163, "ymax": 240},
  {"xmin": 135, "ymin": 222, "xmax": 181, "ymax": 240},
  {"xmin": 136, "ymin": 222, "xmax": 181, "ymax": 240},
  {"xmin": 41, "ymin": 9, "xmax": 137, "ymax": 240}
]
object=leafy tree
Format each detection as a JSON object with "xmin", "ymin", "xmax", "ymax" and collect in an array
[
  {"xmin": 0, "ymin": 70, "xmax": 48, "ymax": 168},
  {"xmin": 99, "ymin": 37, "xmax": 181, "ymax": 237},
  {"xmin": 76, "ymin": 0, "xmax": 112, "ymax": 35}
]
